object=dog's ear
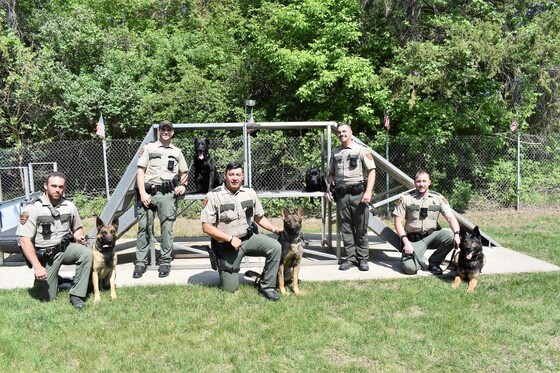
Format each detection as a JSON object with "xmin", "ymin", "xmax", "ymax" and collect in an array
[
  {"xmin": 205, "ymin": 138, "xmax": 210, "ymax": 146},
  {"xmin": 297, "ymin": 207, "xmax": 304, "ymax": 217},
  {"xmin": 96, "ymin": 216, "xmax": 104, "ymax": 231},
  {"xmin": 280, "ymin": 207, "xmax": 289, "ymax": 219},
  {"xmin": 472, "ymin": 226, "xmax": 481, "ymax": 238},
  {"xmin": 193, "ymin": 138, "xmax": 198, "ymax": 145},
  {"xmin": 111, "ymin": 216, "xmax": 119, "ymax": 232}
]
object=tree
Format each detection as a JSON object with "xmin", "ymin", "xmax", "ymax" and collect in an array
[{"xmin": 245, "ymin": 0, "xmax": 389, "ymax": 135}]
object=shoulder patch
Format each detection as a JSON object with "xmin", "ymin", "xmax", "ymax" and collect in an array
[
  {"xmin": 365, "ymin": 151, "xmax": 373, "ymax": 160},
  {"xmin": 396, "ymin": 196, "xmax": 404, "ymax": 206},
  {"xmin": 440, "ymin": 195, "xmax": 449, "ymax": 205},
  {"xmin": 20, "ymin": 212, "xmax": 29, "ymax": 225},
  {"xmin": 139, "ymin": 148, "xmax": 144, "ymax": 158},
  {"xmin": 202, "ymin": 196, "xmax": 209, "ymax": 208}
]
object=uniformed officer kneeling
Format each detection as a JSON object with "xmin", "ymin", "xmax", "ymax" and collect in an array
[
  {"xmin": 200, "ymin": 162, "xmax": 283, "ymax": 301},
  {"xmin": 17, "ymin": 172, "xmax": 92, "ymax": 309}
]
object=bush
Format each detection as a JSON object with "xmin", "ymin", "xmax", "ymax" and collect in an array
[{"xmin": 71, "ymin": 192, "xmax": 107, "ymax": 218}]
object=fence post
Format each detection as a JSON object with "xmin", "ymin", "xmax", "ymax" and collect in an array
[{"xmin": 516, "ymin": 131, "xmax": 520, "ymax": 212}]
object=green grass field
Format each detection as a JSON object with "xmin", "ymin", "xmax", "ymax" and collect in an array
[{"xmin": 1, "ymin": 210, "xmax": 559, "ymax": 372}]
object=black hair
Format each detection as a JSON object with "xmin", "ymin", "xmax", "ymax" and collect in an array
[
  {"xmin": 45, "ymin": 171, "xmax": 67, "ymax": 184},
  {"xmin": 225, "ymin": 162, "xmax": 244, "ymax": 173}
]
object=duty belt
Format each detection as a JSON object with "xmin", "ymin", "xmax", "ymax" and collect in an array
[
  {"xmin": 407, "ymin": 228, "xmax": 439, "ymax": 242},
  {"xmin": 334, "ymin": 182, "xmax": 365, "ymax": 196},
  {"xmin": 214, "ymin": 234, "xmax": 251, "ymax": 250},
  {"xmin": 144, "ymin": 182, "xmax": 173, "ymax": 195}
]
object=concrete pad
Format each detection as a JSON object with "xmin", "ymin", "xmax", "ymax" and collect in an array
[{"xmin": 1, "ymin": 234, "xmax": 559, "ymax": 291}]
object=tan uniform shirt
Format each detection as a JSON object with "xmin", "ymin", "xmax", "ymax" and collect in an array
[
  {"xmin": 392, "ymin": 190, "xmax": 453, "ymax": 234},
  {"xmin": 138, "ymin": 141, "xmax": 188, "ymax": 185},
  {"xmin": 200, "ymin": 185, "xmax": 264, "ymax": 240},
  {"xmin": 16, "ymin": 195, "xmax": 82, "ymax": 248},
  {"xmin": 328, "ymin": 142, "xmax": 376, "ymax": 186}
]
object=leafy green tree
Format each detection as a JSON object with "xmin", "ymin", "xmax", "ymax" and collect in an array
[{"xmin": 245, "ymin": 0, "xmax": 389, "ymax": 134}]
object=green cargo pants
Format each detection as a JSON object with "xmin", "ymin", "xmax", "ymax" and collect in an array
[
  {"xmin": 336, "ymin": 191, "xmax": 370, "ymax": 263},
  {"xmin": 35, "ymin": 242, "xmax": 93, "ymax": 301},
  {"xmin": 136, "ymin": 191, "xmax": 178, "ymax": 266},
  {"xmin": 217, "ymin": 233, "xmax": 281, "ymax": 293},
  {"xmin": 401, "ymin": 229, "xmax": 454, "ymax": 275}
]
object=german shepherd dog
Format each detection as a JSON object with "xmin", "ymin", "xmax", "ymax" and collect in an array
[
  {"xmin": 277, "ymin": 207, "xmax": 305, "ymax": 295},
  {"xmin": 92, "ymin": 216, "xmax": 119, "ymax": 302},
  {"xmin": 452, "ymin": 226, "xmax": 486, "ymax": 293},
  {"xmin": 193, "ymin": 138, "xmax": 220, "ymax": 193}
]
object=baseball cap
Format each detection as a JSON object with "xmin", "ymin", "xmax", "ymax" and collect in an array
[{"xmin": 159, "ymin": 121, "xmax": 174, "ymax": 130}]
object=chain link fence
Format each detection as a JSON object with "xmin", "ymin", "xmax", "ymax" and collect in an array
[{"xmin": 1, "ymin": 132, "xmax": 559, "ymax": 216}]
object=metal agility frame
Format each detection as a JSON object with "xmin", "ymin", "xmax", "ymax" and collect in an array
[{"xmin": 91, "ymin": 121, "xmax": 499, "ymax": 270}]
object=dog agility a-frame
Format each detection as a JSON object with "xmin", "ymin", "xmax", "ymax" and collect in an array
[{"xmin": 91, "ymin": 121, "xmax": 499, "ymax": 270}]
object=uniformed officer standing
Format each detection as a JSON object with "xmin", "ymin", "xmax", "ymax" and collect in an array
[
  {"xmin": 134, "ymin": 121, "xmax": 188, "ymax": 279},
  {"xmin": 201, "ymin": 162, "xmax": 283, "ymax": 301},
  {"xmin": 17, "ymin": 172, "xmax": 92, "ymax": 309},
  {"xmin": 326, "ymin": 122, "xmax": 376, "ymax": 271},
  {"xmin": 392, "ymin": 170, "xmax": 461, "ymax": 275}
]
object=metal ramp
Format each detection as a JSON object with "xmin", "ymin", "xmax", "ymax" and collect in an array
[
  {"xmin": 95, "ymin": 121, "xmax": 499, "ymax": 270},
  {"xmin": 351, "ymin": 136, "xmax": 500, "ymax": 251}
]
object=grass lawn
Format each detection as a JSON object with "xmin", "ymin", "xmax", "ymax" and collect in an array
[{"xmin": 1, "ymin": 209, "xmax": 559, "ymax": 372}]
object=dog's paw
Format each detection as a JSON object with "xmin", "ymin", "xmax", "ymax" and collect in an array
[{"xmin": 452, "ymin": 277, "xmax": 461, "ymax": 289}]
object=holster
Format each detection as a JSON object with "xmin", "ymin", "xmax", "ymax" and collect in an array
[
  {"xmin": 329, "ymin": 182, "xmax": 338, "ymax": 202},
  {"xmin": 209, "ymin": 239, "xmax": 240, "ymax": 274},
  {"xmin": 207, "ymin": 243, "xmax": 220, "ymax": 271},
  {"xmin": 23, "ymin": 232, "xmax": 74, "ymax": 269},
  {"xmin": 144, "ymin": 183, "xmax": 157, "ymax": 196}
]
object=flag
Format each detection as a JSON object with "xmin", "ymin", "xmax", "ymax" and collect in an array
[
  {"xmin": 96, "ymin": 114, "xmax": 105, "ymax": 138},
  {"xmin": 510, "ymin": 118, "xmax": 519, "ymax": 132},
  {"xmin": 383, "ymin": 112, "xmax": 390, "ymax": 131}
]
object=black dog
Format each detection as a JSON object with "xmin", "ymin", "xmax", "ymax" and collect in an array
[
  {"xmin": 193, "ymin": 138, "xmax": 220, "ymax": 193},
  {"xmin": 304, "ymin": 168, "xmax": 327, "ymax": 204},
  {"xmin": 452, "ymin": 226, "xmax": 486, "ymax": 293}
]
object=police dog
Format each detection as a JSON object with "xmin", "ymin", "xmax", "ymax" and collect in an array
[
  {"xmin": 304, "ymin": 168, "xmax": 327, "ymax": 205},
  {"xmin": 452, "ymin": 226, "xmax": 486, "ymax": 293},
  {"xmin": 92, "ymin": 216, "xmax": 119, "ymax": 302},
  {"xmin": 304, "ymin": 168, "xmax": 326, "ymax": 193},
  {"xmin": 193, "ymin": 138, "xmax": 220, "ymax": 193},
  {"xmin": 277, "ymin": 207, "xmax": 305, "ymax": 295}
]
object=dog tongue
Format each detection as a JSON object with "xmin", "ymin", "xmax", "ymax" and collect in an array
[
  {"xmin": 466, "ymin": 253, "xmax": 472, "ymax": 260},
  {"xmin": 198, "ymin": 151, "xmax": 204, "ymax": 160}
]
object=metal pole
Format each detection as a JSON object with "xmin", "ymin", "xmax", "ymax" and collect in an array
[
  {"xmin": 243, "ymin": 103, "xmax": 248, "ymax": 181},
  {"xmin": 247, "ymin": 107, "xmax": 253, "ymax": 188},
  {"xmin": 516, "ymin": 130, "xmax": 520, "ymax": 212},
  {"xmin": 243, "ymin": 100, "xmax": 255, "ymax": 188},
  {"xmin": 385, "ymin": 130, "xmax": 389, "ymax": 218},
  {"xmin": 102, "ymin": 139, "xmax": 110, "ymax": 200}
]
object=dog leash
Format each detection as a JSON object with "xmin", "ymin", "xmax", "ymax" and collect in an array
[{"xmin": 444, "ymin": 242, "xmax": 459, "ymax": 271}]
